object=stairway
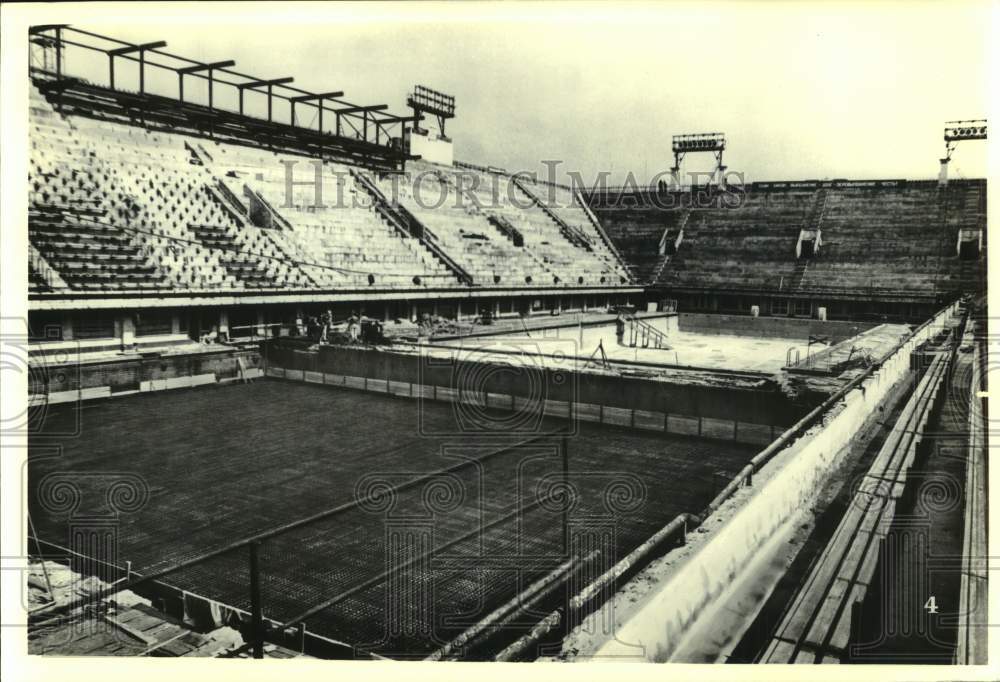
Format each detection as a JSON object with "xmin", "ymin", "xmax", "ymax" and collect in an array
[
  {"xmin": 790, "ymin": 189, "xmax": 827, "ymax": 290},
  {"xmin": 188, "ymin": 224, "xmax": 273, "ymax": 288},
  {"xmin": 509, "ymin": 176, "xmax": 594, "ymax": 250},
  {"xmin": 788, "ymin": 259, "xmax": 809, "ymax": 290},
  {"xmin": 649, "ymin": 210, "xmax": 690, "ymax": 285},
  {"xmin": 352, "ymin": 170, "xmax": 472, "ymax": 285},
  {"xmin": 957, "ymin": 258, "xmax": 982, "ymax": 294},
  {"xmin": 625, "ymin": 314, "xmax": 669, "ymax": 349},
  {"xmin": 204, "ymin": 179, "xmax": 319, "ymax": 288},
  {"xmin": 485, "ymin": 213, "xmax": 524, "ymax": 247},
  {"xmin": 29, "ymin": 242, "xmax": 69, "ymax": 290}
]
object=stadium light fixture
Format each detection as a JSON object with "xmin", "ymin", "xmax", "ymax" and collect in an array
[
  {"xmin": 671, "ymin": 132, "xmax": 727, "ymax": 186},
  {"xmin": 407, "ymin": 85, "xmax": 456, "ymax": 137},
  {"xmin": 939, "ymin": 119, "xmax": 986, "ymax": 185}
]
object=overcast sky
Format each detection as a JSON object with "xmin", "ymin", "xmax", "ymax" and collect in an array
[{"xmin": 34, "ymin": 1, "xmax": 993, "ymax": 184}]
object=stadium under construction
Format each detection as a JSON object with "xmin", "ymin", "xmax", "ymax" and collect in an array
[{"xmin": 20, "ymin": 25, "xmax": 988, "ymax": 664}]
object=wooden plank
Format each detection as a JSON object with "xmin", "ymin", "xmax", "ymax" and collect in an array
[
  {"xmin": 794, "ymin": 649, "xmax": 817, "ymax": 664},
  {"xmin": 143, "ymin": 622, "xmax": 182, "ymax": 643},
  {"xmin": 803, "ymin": 576, "xmax": 851, "ymax": 646},
  {"xmin": 126, "ymin": 612, "xmax": 168, "ymax": 633},
  {"xmin": 72, "ymin": 631, "xmax": 119, "ymax": 655}
]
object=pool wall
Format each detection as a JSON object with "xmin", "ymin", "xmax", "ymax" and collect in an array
[
  {"xmin": 676, "ymin": 313, "xmax": 879, "ymax": 342},
  {"xmin": 28, "ymin": 347, "xmax": 264, "ymax": 405},
  {"xmin": 263, "ymin": 342, "xmax": 811, "ymax": 444}
]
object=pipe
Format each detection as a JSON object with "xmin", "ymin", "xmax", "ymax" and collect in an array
[
  {"xmin": 745, "ymin": 300, "xmax": 958, "ymax": 478},
  {"xmin": 568, "ymin": 513, "xmax": 692, "ymax": 613},
  {"xmin": 697, "ymin": 462, "xmax": 755, "ymax": 522},
  {"xmin": 249, "ymin": 541, "xmax": 264, "ymax": 659},
  {"xmin": 457, "ymin": 549, "xmax": 601, "ymax": 660},
  {"xmin": 280, "ymin": 493, "xmax": 558, "ymax": 629},
  {"xmin": 499, "ymin": 300, "xmax": 960, "ymax": 661},
  {"xmin": 495, "ymin": 610, "xmax": 562, "ymax": 662},
  {"xmin": 40, "ymin": 431, "xmax": 558, "ymax": 620},
  {"xmin": 426, "ymin": 555, "xmax": 580, "ymax": 661}
]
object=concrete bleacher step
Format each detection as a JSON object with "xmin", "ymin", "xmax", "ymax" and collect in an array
[{"xmin": 763, "ymin": 346, "xmax": 951, "ymax": 663}]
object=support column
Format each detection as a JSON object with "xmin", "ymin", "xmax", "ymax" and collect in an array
[{"xmin": 120, "ymin": 314, "xmax": 135, "ymax": 351}]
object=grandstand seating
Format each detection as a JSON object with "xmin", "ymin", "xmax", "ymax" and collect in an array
[
  {"xmin": 28, "ymin": 77, "xmax": 984, "ymax": 303},
  {"xmin": 374, "ymin": 163, "xmax": 545, "ymax": 286},
  {"xmin": 404, "ymin": 163, "xmax": 628, "ymax": 286},
  {"xmin": 595, "ymin": 201, "xmax": 691, "ymax": 283},
  {"xmin": 28, "ymin": 83, "xmax": 630, "ymax": 295},
  {"xmin": 593, "ymin": 181, "xmax": 986, "ymax": 298},
  {"xmin": 203, "ymin": 144, "xmax": 456, "ymax": 289},
  {"xmin": 28, "ymin": 262, "xmax": 51, "ymax": 293}
]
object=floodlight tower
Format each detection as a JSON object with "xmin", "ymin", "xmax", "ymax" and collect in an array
[
  {"xmin": 671, "ymin": 132, "xmax": 726, "ymax": 187},
  {"xmin": 405, "ymin": 85, "xmax": 456, "ymax": 165},
  {"xmin": 939, "ymin": 120, "xmax": 987, "ymax": 186},
  {"xmin": 408, "ymin": 85, "xmax": 455, "ymax": 138}
]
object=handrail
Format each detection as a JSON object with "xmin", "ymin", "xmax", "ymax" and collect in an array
[
  {"xmin": 242, "ymin": 183, "xmax": 294, "ymax": 231},
  {"xmin": 351, "ymin": 170, "xmax": 473, "ymax": 285},
  {"xmin": 575, "ymin": 191, "xmax": 630, "ymax": 274},
  {"xmin": 33, "ymin": 74, "xmax": 409, "ymax": 173},
  {"xmin": 625, "ymin": 314, "xmax": 669, "ymax": 349},
  {"xmin": 29, "ymin": 242, "xmax": 69, "ymax": 290},
  {"xmin": 654, "ymin": 282, "xmax": 963, "ymax": 299},
  {"xmin": 208, "ymin": 179, "xmax": 249, "ymax": 222},
  {"xmin": 510, "ymin": 175, "xmax": 594, "ymax": 251},
  {"xmin": 485, "ymin": 213, "xmax": 524, "ymax": 247}
]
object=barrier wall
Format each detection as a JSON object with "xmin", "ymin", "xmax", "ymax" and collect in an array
[
  {"xmin": 582, "ymin": 301, "xmax": 959, "ymax": 660},
  {"xmin": 265, "ymin": 365, "xmax": 777, "ymax": 445},
  {"xmin": 263, "ymin": 342, "xmax": 809, "ymax": 440},
  {"xmin": 676, "ymin": 313, "xmax": 877, "ymax": 342},
  {"xmin": 28, "ymin": 348, "xmax": 263, "ymax": 405}
]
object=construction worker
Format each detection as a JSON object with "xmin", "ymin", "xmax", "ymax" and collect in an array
[
  {"xmin": 615, "ymin": 312, "xmax": 626, "ymax": 346},
  {"xmin": 320, "ymin": 309, "xmax": 333, "ymax": 343},
  {"xmin": 347, "ymin": 312, "xmax": 361, "ymax": 343}
]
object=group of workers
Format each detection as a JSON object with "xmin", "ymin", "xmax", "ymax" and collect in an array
[{"xmin": 297, "ymin": 311, "xmax": 385, "ymax": 345}]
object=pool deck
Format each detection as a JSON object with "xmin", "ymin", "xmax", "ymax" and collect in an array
[{"xmin": 439, "ymin": 319, "xmax": 813, "ymax": 374}]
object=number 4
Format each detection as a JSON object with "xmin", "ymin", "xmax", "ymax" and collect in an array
[{"xmin": 924, "ymin": 596, "xmax": 939, "ymax": 614}]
